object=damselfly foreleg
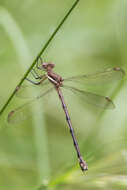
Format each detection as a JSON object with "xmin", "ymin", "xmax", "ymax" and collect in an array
[
  {"xmin": 31, "ymin": 68, "xmax": 42, "ymax": 80},
  {"xmin": 26, "ymin": 74, "xmax": 47, "ymax": 85},
  {"xmin": 36, "ymin": 57, "xmax": 43, "ymax": 70}
]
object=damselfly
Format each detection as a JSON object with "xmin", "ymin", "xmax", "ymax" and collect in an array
[{"xmin": 8, "ymin": 58, "xmax": 125, "ymax": 171}]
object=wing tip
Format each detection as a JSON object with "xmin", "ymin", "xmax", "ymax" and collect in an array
[{"xmin": 105, "ymin": 97, "xmax": 115, "ymax": 109}]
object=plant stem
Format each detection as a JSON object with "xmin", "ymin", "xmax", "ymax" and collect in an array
[{"xmin": 0, "ymin": 0, "xmax": 80, "ymax": 116}]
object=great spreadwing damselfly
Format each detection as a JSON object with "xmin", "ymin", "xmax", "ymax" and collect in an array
[{"xmin": 8, "ymin": 58, "xmax": 125, "ymax": 171}]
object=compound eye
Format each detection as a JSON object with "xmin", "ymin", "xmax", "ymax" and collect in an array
[
  {"xmin": 42, "ymin": 62, "xmax": 48, "ymax": 69},
  {"xmin": 42, "ymin": 62, "xmax": 55, "ymax": 70}
]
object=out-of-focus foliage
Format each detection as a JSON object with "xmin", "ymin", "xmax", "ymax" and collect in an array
[{"xmin": 0, "ymin": 0, "xmax": 127, "ymax": 189}]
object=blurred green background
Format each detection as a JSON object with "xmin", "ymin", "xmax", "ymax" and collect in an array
[{"xmin": 0, "ymin": 0, "xmax": 127, "ymax": 189}]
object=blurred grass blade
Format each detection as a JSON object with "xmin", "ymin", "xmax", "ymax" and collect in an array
[{"xmin": 0, "ymin": 6, "xmax": 51, "ymax": 183}]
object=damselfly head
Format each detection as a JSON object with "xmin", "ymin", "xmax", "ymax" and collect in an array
[{"xmin": 42, "ymin": 62, "xmax": 55, "ymax": 71}]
